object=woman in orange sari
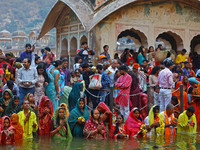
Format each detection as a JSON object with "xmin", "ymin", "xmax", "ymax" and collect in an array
[
  {"xmin": 181, "ymin": 76, "xmax": 190, "ymax": 92},
  {"xmin": 172, "ymin": 81, "xmax": 188, "ymax": 111},
  {"xmin": 60, "ymin": 103, "xmax": 69, "ymax": 121},
  {"xmin": 39, "ymin": 96, "xmax": 53, "ymax": 135},
  {"xmin": 10, "ymin": 113, "xmax": 23, "ymax": 141}
]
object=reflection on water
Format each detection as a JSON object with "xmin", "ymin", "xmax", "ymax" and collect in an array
[{"xmin": 1, "ymin": 133, "xmax": 200, "ymax": 150}]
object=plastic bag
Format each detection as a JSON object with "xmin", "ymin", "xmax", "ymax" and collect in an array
[{"xmin": 89, "ymin": 74, "xmax": 102, "ymax": 89}]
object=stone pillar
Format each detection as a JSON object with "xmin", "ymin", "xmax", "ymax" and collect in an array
[{"xmin": 184, "ymin": 28, "xmax": 190, "ymax": 52}]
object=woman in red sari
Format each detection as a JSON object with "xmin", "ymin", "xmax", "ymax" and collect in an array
[
  {"xmin": 39, "ymin": 96, "xmax": 53, "ymax": 135},
  {"xmin": 181, "ymin": 76, "xmax": 190, "ymax": 92},
  {"xmin": 83, "ymin": 109, "xmax": 106, "ymax": 139},
  {"xmin": 125, "ymin": 108, "xmax": 145, "ymax": 138},
  {"xmin": 172, "ymin": 81, "xmax": 188, "ymax": 111},
  {"xmin": 110, "ymin": 114, "xmax": 129, "ymax": 139},
  {"xmin": 96, "ymin": 102, "xmax": 112, "ymax": 134},
  {"xmin": 0, "ymin": 116, "xmax": 15, "ymax": 145}
]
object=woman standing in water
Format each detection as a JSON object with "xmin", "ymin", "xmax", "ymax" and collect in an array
[
  {"xmin": 39, "ymin": 96, "xmax": 53, "ymax": 135},
  {"xmin": 83, "ymin": 109, "xmax": 107, "ymax": 139},
  {"xmin": 125, "ymin": 108, "xmax": 146, "ymax": 138},
  {"xmin": 50, "ymin": 107, "xmax": 72, "ymax": 140},
  {"xmin": 46, "ymin": 60, "xmax": 62, "ymax": 112},
  {"xmin": 10, "ymin": 113, "xmax": 23, "ymax": 141},
  {"xmin": 0, "ymin": 116, "xmax": 15, "ymax": 144},
  {"xmin": 110, "ymin": 114, "xmax": 129, "ymax": 139},
  {"xmin": 68, "ymin": 98, "xmax": 90, "ymax": 137}
]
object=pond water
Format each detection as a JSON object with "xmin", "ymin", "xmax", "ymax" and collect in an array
[{"xmin": 1, "ymin": 133, "xmax": 200, "ymax": 150}]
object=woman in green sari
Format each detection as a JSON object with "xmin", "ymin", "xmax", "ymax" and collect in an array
[
  {"xmin": 0, "ymin": 89, "xmax": 13, "ymax": 117},
  {"xmin": 68, "ymin": 98, "xmax": 90, "ymax": 137},
  {"xmin": 50, "ymin": 107, "xmax": 72, "ymax": 140}
]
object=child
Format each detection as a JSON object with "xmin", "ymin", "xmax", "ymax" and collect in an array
[
  {"xmin": 73, "ymin": 56, "xmax": 82, "ymax": 71},
  {"xmin": 113, "ymin": 70, "xmax": 121, "ymax": 99},
  {"xmin": 25, "ymin": 93, "xmax": 38, "ymax": 113},
  {"xmin": 70, "ymin": 71, "xmax": 77, "ymax": 86},
  {"xmin": 154, "ymin": 85, "xmax": 160, "ymax": 105},
  {"xmin": 187, "ymin": 86, "xmax": 194, "ymax": 104},
  {"xmin": 2, "ymin": 64, "xmax": 11, "ymax": 81},
  {"xmin": 128, "ymin": 59, "xmax": 134, "ymax": 71},
  {"xmin": 0, "ymin": 68, "xmax": 5, "ymax": 97}
]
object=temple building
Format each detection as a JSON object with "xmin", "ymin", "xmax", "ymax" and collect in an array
[
  {"xmin": 38, "ymin": 0, "xmax": 200, "ymax": 65},
  {"xmin": 0, "ymin": 27, "xmax": 54, "ymax": 56},
  {"xmin": 0, "ymin": 30, "xmax": 12, "ymax": 50},
  {"xmin": 29, "ymin": 28, "xmax": 51, "ymax": 48},
  {"xmin": 12, "ymin": 31, "xmax": 27, "ymax": 49}
]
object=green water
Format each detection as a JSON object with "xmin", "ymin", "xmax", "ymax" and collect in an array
[{"xmin": 1, "ymin": 133, "xmax": 200, "ymax": 150}]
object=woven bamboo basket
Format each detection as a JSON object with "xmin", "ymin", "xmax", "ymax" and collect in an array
[{"xmin": 148, "ymin": 50, "xmax": 176, "ymax": 62}]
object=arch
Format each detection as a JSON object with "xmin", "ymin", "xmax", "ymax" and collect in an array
[
  {"xmin": 190, "ymin": 35, "xmax": 200, "ymax": 54},
  {"xmin": 38, "ymin": 0, "xmax": 93, "ymax": 39},
  {"xmin": 61, "ymin": 38, "xmax": 69, "ymax": 57},
  {"xmin": 117, "ymin": 28, "xmax": 148, "ymax": 52},
  {"xmin": 70, "ymin": 37, "xmax": 77, "ymax": 56},
  {"xmin": 80, "ymin": 35, "xmax": 87, "ymax": 46},
  {"xmin": 69, "ymin": 37, "xmax": 77, "ymax": 69},
  {"xmin": 89, "ymin": 0, "xmax": 200, "ymax": 31},
  {"xmin": 155, "ymin": 31, "xmax": 183, "ymax": 52}
]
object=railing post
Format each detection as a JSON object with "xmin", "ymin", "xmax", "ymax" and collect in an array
[
  {"xmin": 110, "ymin": 87, "xmax": 114, "ymax": 112},
  {"xmin": 180, "ymin": 84, "xmax": 183, "ymax": 113},
  {"xmin": 147, "ymin": 85, "xmax": 150, "ymax": 112}
]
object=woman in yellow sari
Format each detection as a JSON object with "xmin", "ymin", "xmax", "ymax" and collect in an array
[
  {"xmin": 177, "ymin": 106, "xmax": 197, "ymax": 133},
  {"xmin": 144, "ymin": 105, "xmax": 164, "ymax": 136}
]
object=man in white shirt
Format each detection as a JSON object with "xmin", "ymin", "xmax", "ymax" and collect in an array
[
  {"xmin": 18, "ymin": 58, "xmax": 38, "ymax": 105},
  {"xmin": 107, "ymin": 59, "xmax": 118, "ymax": 88},
  {"xmin": 158, "ymin": 60, "xmax": 174, "ymax": 112}
]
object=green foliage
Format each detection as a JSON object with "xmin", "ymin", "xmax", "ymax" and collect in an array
[{"xmin": 0, "ymin": 0, "xmax": 55, "ymax": 33}]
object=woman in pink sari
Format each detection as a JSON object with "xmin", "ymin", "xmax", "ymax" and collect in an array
[
  {"xmin": 39, "ymin": 96, "xmax": 53, "ymax": 135},
  {"xmin": 0, "ymin": 116, "xmax": 15, "ymax": 145},
  {"xmin": 125, "ymin": 108, "xmax": 145, "ymax": 138}
]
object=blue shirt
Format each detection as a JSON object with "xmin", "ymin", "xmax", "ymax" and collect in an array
[
  {"xmin": 182, "ymin": 67, "xmax": 190, "ymax": 77},
  {"xmin": 20, "ymin": 51, "xmax": 32, "ymax": 61},
  {"xmin": 100, "ymin": 52, "xmax": 111, "ymax": 60},
  {"xmin": 101, "ymin": 71, "xmax": 110, "ymax": 89}
]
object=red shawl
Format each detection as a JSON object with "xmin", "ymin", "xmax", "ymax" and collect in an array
[
  {"xmin": 84, "ymin": 117, "xmax": 106, "ymax": 139},
  {"xmin": 39, "ymin": 96, "xmax": 53, "ymax": 135},
  {"xmin": 125, "ymin": 108, "xmax": 144, "ymax": 137},
  {"xmin": 0, "ymin": 116, "xmax": 15, "ymax": 145},
  {"xmin": 109, "ymin": 123, "xmax": 129, "ymax": 139},
  {"xmin": 96, "ymin": 102, "xmax": 112, "ymax": 127}
]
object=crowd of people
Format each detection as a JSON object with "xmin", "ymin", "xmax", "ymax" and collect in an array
[{"xmin": 0, "ymin": 42, "xmax": 199, "ymax": 145}]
